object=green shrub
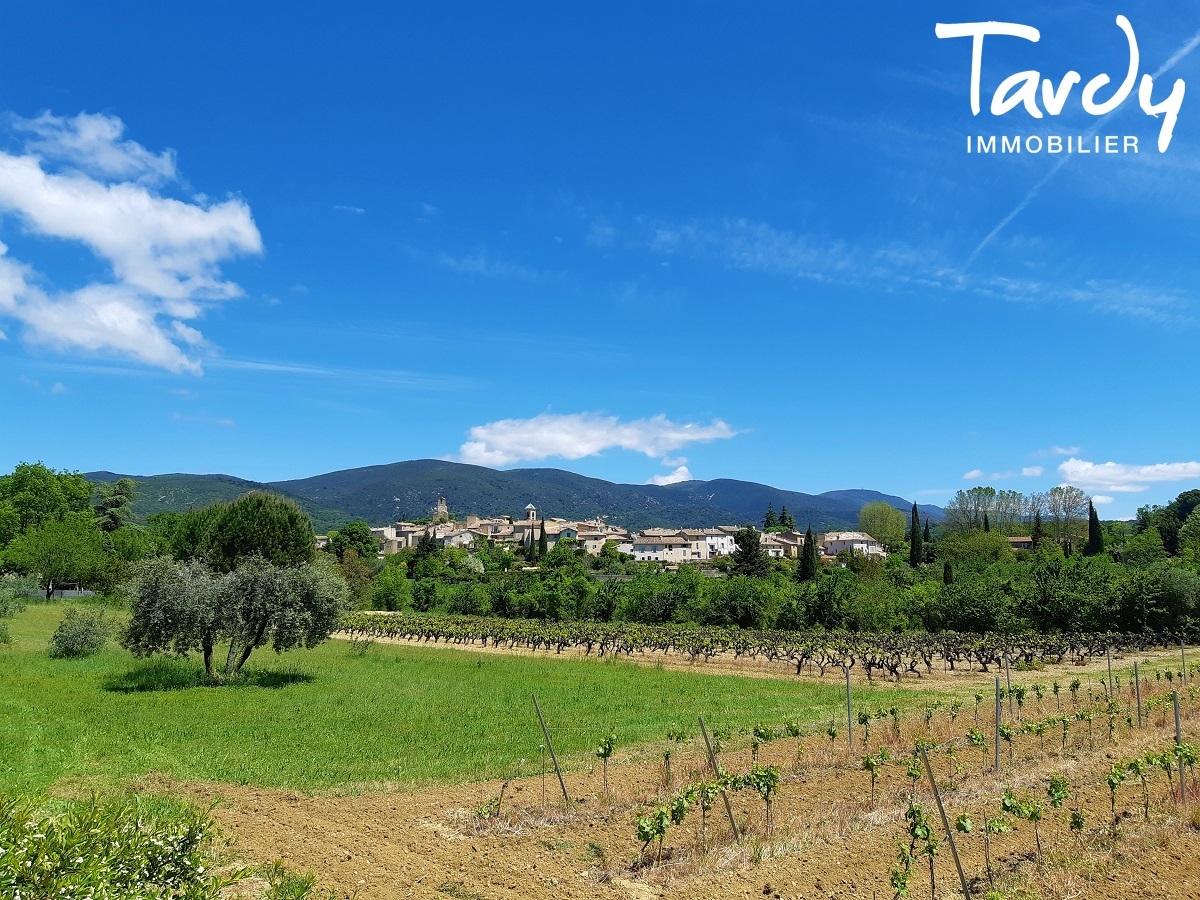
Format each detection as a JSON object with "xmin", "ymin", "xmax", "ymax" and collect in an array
[
  {"xmin": 0, "ymin": 793, "xmax": 246, "ymax": 898},
  {"xmin": 264, "ymin": 860, "xmax": 338, "ymax": 899},
  {"xmin": 0, "ymin": 574, "xmax": 35, "ymax": 617},
  {"xmin": 0, "ymin": 621, "xmax": 10, "ymax": 644},
  {"xmin": 47, "ymin": 606, "xmax": 111, "ymax": 658}
]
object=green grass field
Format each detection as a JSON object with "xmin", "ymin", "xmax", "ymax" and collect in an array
[{"xmin": 0, "ymin": 604, "xmax": 950, "ymax": 795}]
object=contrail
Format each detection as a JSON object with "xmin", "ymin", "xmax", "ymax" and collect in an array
[{"xmin": 966, "ymin": 25, "xmax": 1200, "ymax": 267}]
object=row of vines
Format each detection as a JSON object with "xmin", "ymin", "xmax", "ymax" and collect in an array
[
  {"xmin": 455, "ymin": 637, "xmax": 1200, "ymax": 897},
  {"xmin": 341, "ymin": 611, "xmax": 1190, "ymax": 681}
]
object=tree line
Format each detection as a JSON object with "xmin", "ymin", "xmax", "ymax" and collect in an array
[{"xmin": 3, "ymin": 463, "xmax": 1199, "ymax": 643}]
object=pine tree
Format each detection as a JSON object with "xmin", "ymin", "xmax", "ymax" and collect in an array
[
  {"xmin": 779, "ymin": 505, "xmax": 795, "ymax": 531},
  {"xmin": 909, "ymin": 502, "xmax": 923, "ymax": 568},
  {"xmin": 763, "ymin": 504, "xmax": 778, "ymax": 531},
  {"xmin": 1084, "ymin": 501, "xmax": 1104, "ymax": 556},
  {"xmin": 731, "ymin": 527, "xmax": 769, "ymax": 578},
  {"xmin": 798, "ymin": 526, "xmax": 818, "ymax": 582}
]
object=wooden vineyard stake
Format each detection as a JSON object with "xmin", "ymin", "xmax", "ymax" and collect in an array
[
  {"xmin": 1173, "ymin": 691, "xmax": 1186, "ymax": 804},
  {"xmin": 918, "ymin": 745, "xmax": 970, "ymax": 899},
  {"xmin": 698, "ymin": 716, "xmax": 739, "ymax": 841},
  {"xmin": 532, "ymin": 694, "xmax": 570, "ymax": 807},
  {"xmin": 1134, "ymin": 661, "xmax": 1143, "ymax": 728},
  {"xmin": 1004, "ymin": 655, "xmax": 1014, "ymax": 718},
  {"xmin": 994, "ymin": 676, "xmax": 1001, "ymax": 772},
  {"xmin": 845, "ymin": 665, "xmax": 854, "ymax": 751}
]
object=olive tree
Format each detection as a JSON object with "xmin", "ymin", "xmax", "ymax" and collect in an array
[{"xmin": 122, "ymin": 555, "xmax": 348, "ymax": 678}]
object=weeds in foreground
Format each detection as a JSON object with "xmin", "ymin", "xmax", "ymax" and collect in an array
[
  {"xmin": 0, "ymin": 792, "xmax": 247, "ymax": 899},
  {"xmin": 264, "ymin": 859, "xmax": 343, "ymax": 899}
]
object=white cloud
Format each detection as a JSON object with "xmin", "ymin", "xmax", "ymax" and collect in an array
[
  {"xmin": 647, "ymin": 465, "xmax": 694, "ymax": 485},
  {"xmin": 1058, "ymin": 457, "xmax": 1200, "ymax": 493},
  {"xmin": 1092, "ymin": 495, "xmax": 1115, "ymax": 505},
  {"xmin": 1021, "ymin": 466, "xmax": 1044, "ymax": 477},
  {"xmin": 0, "ymin": 112, "xmax": 262, "ymax": 373},
  {"xmin": 457, "ymin": 412, "xmax": 737, "ymax": 467},
  {"xmin": 14, "ymin": 112, "xmax": 176, "ymax": 183},
  {"xmin": 334, "ymin": 204, "xmax": 364, "ymax": 214},
  {"xmin": 962, "ymin": 469, "xmax": 984, "ymax": 480}
]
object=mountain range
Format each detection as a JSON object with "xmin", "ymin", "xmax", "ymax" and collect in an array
[{"xmin": 87, "ymin": 459, "xmax": 944, "ymax": 534}]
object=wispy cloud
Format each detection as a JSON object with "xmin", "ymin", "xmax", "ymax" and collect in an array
[
  {"xmin": 334, "ymin": 204, "xmax": 365, "ymax": 214},
  {"xmin": 648, "ymin": 217, "xmax": 861, "ymax": 284},
  {"xmin": 627, "ymin": 213, "xmax": 1191, "ymax": 324},
  {"xmin": 208, "ymin": 357, "xmax": 469, "ymax": 391},
  {"xmin": 0, "ymin": 112, "xmax": 261, "ymax": 373},
  {"xmin": 405, "ymin": 246, "xmax": 540, "ymax": 280},
  {"xmin": 18, "ymin": 374, "xmax": 66, "ymax": 393},
  {"xmin": 1037, "ymin": 445, "xmax": 1081, "ymax": 457},
  {"xmin": 962, "ymin": 468, "xmax": 984, "ymax": 480},
  {"xmin": 456, "ymin": 412, "xmax": 738, "ymax": 467},
  {"xmin": 1059, "ymin": 457, "xmax": 1200, "ymax": 492},
  {"xmin": 966, "ymin": 25, "xmax": 1200, "ymax": 265}
]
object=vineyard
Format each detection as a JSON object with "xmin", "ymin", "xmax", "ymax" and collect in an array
[
  {"xmin": 205, "ymin": 633, "xmax": 1200, "ymax": 899},
  {"xmin": 340, "ymin": 611, "xmax": 1187, "ymax": 681}
]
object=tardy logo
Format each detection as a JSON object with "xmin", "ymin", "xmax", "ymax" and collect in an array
[{"xmin": 936, "ymin": 15, "xmax": 1185, "ymax": 154}]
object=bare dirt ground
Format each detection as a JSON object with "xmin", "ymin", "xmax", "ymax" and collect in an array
[{"xmin": 165, "ymin": 643, "xmax": 1200, "ymax": 899}]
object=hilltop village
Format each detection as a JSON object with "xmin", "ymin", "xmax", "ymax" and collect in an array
[{"xmin": 320, "ymin": 497, "xmax": 888, "ymax": 564}]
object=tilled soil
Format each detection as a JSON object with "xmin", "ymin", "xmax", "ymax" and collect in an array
[{"xmin": 168, "ymin": 646, "xmax": 1200, "ymax": 900}]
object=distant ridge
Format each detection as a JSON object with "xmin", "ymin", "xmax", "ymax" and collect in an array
[{"xmin": 88, "ymin": 459, "xmax": 944, "ymax": 533}]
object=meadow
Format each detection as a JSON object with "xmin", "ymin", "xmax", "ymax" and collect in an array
[{"xmin": 0, "ymin": 603, "xmax": 943, "ymax": 796}]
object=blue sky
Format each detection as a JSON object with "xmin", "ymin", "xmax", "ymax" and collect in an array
[{"xmin": 1, "ymin": 1, "xmax": 1199, "ymax": 519}]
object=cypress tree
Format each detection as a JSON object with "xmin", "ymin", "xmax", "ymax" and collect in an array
[
  {"xmin": 983, "ymin": 511, "xmax": 991, "ymax": 533},
  {"xmin": 1084, "ymin": 501, "xmax": 1104, "ymax": 556},
  {"xmin": 943, "ymin": 561, "xmax": 954, "ymax": 585},
  {"xmin": 1032, "ymin": 511, "xmax": 1046, "ymax": 546},
  {"xmin": 798, "ymin": 526, "xmax": 818, "ymax": 582},
  {"xmin": 909, "ymin": 502, "xmax": 923, "ymax": 568},
  {"xmin": 538, "ymin": 518, "xmax": 548, "ymax": 558}
]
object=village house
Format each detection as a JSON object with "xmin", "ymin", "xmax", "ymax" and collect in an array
[{"xmin": 820, "ymin": 531, "xmax": 887, "ymax": 557}]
